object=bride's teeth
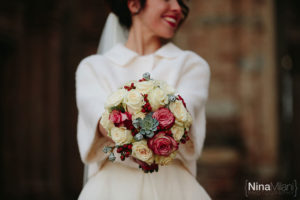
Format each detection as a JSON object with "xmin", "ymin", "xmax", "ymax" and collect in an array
[{"xmin": 164, "ymin": 17, "xmax": 176, "ymax": 23}]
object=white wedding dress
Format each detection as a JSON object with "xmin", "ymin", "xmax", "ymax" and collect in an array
[{"xmin": 75, "ymin": 42, "xmax": 211, "ymax": 200}]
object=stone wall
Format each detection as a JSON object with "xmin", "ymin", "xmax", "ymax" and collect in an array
[{"xmin": 174, "ymin": 0, "xmax": 278, "ymax": 199}]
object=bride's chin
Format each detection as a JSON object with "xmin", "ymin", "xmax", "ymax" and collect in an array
[
  {"xmin": 157, "ymin": 30, "xmax": 176, "ymax": 39},
  {"xmin": 162, "ymin": 35, "xmax": 174, "ymax": 40},
  {"xmin": 161, "ymin": 31, "xmax": 176, "ymax": 39}
]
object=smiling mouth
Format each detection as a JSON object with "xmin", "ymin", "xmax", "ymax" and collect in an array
[{"xmin": 163, "ymin": 16, "xmax": 178, "ymax": 28}]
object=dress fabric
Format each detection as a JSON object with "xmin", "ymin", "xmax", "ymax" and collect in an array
[{"xmin": 75, "ymin": 42, "xmax": 211, "ymax": 200}]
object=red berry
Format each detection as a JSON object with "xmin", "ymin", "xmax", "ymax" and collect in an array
[
  {"xmin": 120, "ymin": 155, "xmax": 125, "ymax": 161},
  {"xmin": 123, "ymin": 144, "xmax": 128, "ymax": 149},
  {"xmin": 128, "ymin": 144, "xmax": 132, "ymax": 149}
]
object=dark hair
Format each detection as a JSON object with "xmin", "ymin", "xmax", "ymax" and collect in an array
[{"xmin": 106, "ymin": 0, "xmax": 189, "ymax": 29}]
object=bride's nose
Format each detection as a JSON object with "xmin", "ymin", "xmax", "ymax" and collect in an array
[{"xmin": 171, "ymin": 0, "xmax": 182, "ymax": 13}]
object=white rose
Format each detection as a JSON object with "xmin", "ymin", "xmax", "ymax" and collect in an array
[
  {"xmin": 155, "ymin": 80, "xmax": 175, "ymax": 95},
  {"xmin": 135, "ymin": 80, "xmax": 155, "ymax": 94},
  {"xmin": 148, "ymin": 87, "xmax": 169, "ymax": 111},
  {"xmin": 132, "ymin": 111, "xmax": 146, "ymax": 121},
  {"xmin": 100, "ymin": 110, "xmax": 115, "ymax": 133},
  {"xmin": 111, "ymin": 127, "xmax": 133, "ymax": 145},
  {"xmin": 155, "ymin": 152, "xmax": 176, "ymax": 166},
  {"xmin": 184, "ymin": 112, "xmax": 193, "ymax": 130},
  {"xmin": 132, "ymin": 140, "xmax": 154, "ymax": 165},
  {"xmin": 175, "ymin": 119, "xmax": 184, "ymax": 127},
  {"xmin": 171, "ymin": 125, "xmax": 185, "ymax": 141},
  {"xmin": 105, "ymin": 89, "xmax": 127, "ymax": 109},
  {"xmin": 169, "ymin": 100, "xmax": 188, "ymax": 122},
  {"xmin": 124, "ymin": 90, "xmax": 145, "ymax": 114}
]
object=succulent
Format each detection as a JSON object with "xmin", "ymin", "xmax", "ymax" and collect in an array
[
  {"xmin": 140, "ymin": 130, "xmax": 155, "ymax": 138},
  {"xmin": 134, "ymin": 133, "xmax": 144, "ymax": 141},
  {"xmin": 132, "ymin": 118, "xmax": 142, "ymax": 129},
  {"xmin": 168, "ymin": 94, "xmax": 176, "ymax": 102},
  {"xmin": 108, "ymin": 152, "xmax": 116, "ymax": 162},
  {"xmin": 139, "ymin": 113, "xmax": 159, "ymax": 138},
  {"xmin": 132, "ymin": 113, "xmax": 159, "ymax": 140},
  {"xmin": 143, "ymin": 72, "xmax": 151, "ymax": 80},
  {"xmin": 103, "ymin": 146, "xmax": 112, "ymax": 153}
]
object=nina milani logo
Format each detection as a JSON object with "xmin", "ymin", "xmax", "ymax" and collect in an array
[{"xmin": 244, "ymin": 179, "xmax": 298, "ymax": 197}]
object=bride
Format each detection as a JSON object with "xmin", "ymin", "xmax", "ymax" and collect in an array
[{"xmin": 76, "ymin": 0, "xmax": 211, "ymax": 199}]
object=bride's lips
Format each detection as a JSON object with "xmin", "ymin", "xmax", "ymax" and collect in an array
[{"xmin": 163, "ymin": 15, "xmax": 179, "ymax": 28}]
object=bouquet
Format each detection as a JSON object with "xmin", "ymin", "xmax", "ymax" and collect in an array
[{"xmin": 100, "ymin": 72, "xmax": 192, "ymax": 173}]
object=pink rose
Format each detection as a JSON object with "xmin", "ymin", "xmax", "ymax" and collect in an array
[
  {"xmin": 152, "ymin": 107, "xmax": 175, "ymax": 130},
  {"xmin": 109, "ymin": 110, "xmax": 131, "ymax": 124},
  {"xmin": 148, "ymin": 132, "xmax": 178, "ymax": 156},
  {"xmin": 122, "ymin": 112, "xmax": 131, "ymax": 121}
]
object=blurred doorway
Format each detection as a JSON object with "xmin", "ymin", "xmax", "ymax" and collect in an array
[
  {"xmin": 0, "ymin": 0, "xmax": 108, "ymax": 199},
  {"xmin": 276, "ymin": 0, "xmax": 300, "ymax": 187}
]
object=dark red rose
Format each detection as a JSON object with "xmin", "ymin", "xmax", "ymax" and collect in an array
[
  {"xmin": 123, "ymin": 119, "xmax": 134, "ymax": 130},
  {"xmin": 152, "ymin": 107, "xmax": 175, "ymax": 130},
  {"xmin": 148, "ymin": 132, "xmax": 178, "ymax": 156}
]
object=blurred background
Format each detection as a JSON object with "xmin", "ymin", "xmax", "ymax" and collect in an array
[{"xmin": 0, "ymin": 0, "xmax": 299, "ymax": 199}]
